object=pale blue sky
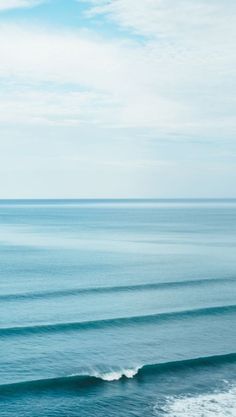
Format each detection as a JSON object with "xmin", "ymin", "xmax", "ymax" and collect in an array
[{"xmin": 0, "ymin": 0, "xmax": 235, "ymax": 198}]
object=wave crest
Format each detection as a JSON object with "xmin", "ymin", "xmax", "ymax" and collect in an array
[
  {"xmin": 2, "ymin": 304, "xmax": 236, "ymax": 338},
  {"xmin": 95, "ymin": 368, "xmax": 139, "ymax": 381}
]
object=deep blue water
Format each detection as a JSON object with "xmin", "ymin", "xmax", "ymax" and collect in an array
[{"xmin": 1, "ymin": 199, "xmax": 236, "ymax": 416}]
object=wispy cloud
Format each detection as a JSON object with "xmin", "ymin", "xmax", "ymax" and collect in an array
[
  {"xmin": 84, "ymin": 0, "xmax": 235, "ymax": 39},
  {"xmin": 0, "ymin": 24, "xmax": 186, "ymax": 130},
  {"xmin": 0, "ymin": 0, "xmax": 44, "ymax": 11},
  {"xmin": 0, "ymin": 89, "xmax": 111, "ymax": 126},
  {"xmin": 0, "ymin": 12, "xmax": 235, "ymax": 138}
]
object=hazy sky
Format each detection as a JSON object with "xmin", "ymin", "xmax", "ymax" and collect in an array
[{"xmin": 0, "ymin": 0, "xmax": 235, "ymax": 198}]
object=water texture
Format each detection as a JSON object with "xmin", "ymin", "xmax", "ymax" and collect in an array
[{"xmin": 1, "ymin": 199, "xmax": 236, "ymax": 416}]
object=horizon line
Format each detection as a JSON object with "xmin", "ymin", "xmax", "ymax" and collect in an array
[{"xmin": 0, "ymin": 198, "xmax": 236, "ymax": 201}]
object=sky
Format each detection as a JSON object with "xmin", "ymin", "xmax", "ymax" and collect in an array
[{"xmin": 0, "ymin": 0, "xmax": 235, "ymax": 198}]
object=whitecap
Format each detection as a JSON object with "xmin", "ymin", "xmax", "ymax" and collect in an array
[
  {"xmin": 94, "ymin": 368, "xmax": 139, "ymax": 382},
  {"xmin": 154, "ymin": 385, "xmax": 236, "ymax": 417}
]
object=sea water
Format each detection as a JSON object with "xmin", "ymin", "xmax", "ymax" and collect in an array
[{"xmin": 0, "ymin": 199, "xmax": 236, "ymax": 416}]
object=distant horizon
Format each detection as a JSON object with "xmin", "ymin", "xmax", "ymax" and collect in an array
[{"xmin": 1, "ymin": 198, "xmax": 236, "ymax": 201}]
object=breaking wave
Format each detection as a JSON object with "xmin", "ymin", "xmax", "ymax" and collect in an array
[
  {"xmin": 92, "ymin": 368, "xmax": 139, "ymax": 381},
  {"xmin": 1, "ymin": 352, "xmax": 236, "ymax": 395}
]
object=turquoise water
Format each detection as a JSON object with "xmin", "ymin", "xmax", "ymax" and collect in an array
[{"xmin": 1, "ymin": 199, "xmax": 236, "ymax": 416}]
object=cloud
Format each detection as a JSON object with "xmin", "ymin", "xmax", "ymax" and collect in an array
[
  {"xmin": 84, "ymin": 0, "xmax": 235, "ymax": 40},
  {"xmin": 0, "ymin": 1, "xmax": 235, "ymax": 197},
  {"xmin": 0, "ymin": 0, "xmax": 235, "ymax": 137},
  {"xmin": 0, "ymin": 0, "xmax": 44, "ymax": 11},
  {"xmin": 0, "ymin": 85, "xmax": 117, "ymax": 126},
  {"xmin": 0, "ymin": 23, "xmax": 186, "ymax": 130},
  {"xmin": 79, "ymin": 0, "xmax": 236, "ymax": 138}
]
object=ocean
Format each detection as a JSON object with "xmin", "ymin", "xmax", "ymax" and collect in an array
[{"xmin": 0, "ymin": 199, "xmax": 236, "ymax": 416}]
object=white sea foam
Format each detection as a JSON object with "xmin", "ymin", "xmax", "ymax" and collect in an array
[
  {"xmin": 94, "ymin": 368, "xmax": 139, "ymax": 382},
  {"xmin": 154, "ymin": 385, "xmax": 236, "ymax": 417}
]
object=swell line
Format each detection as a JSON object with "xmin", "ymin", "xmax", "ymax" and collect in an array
[
  {"xmin": 141, "ymin": 352, "xmax": 236, "ymax": 375},
  {"xmin": 0, "ymin": 352, "xmax": 236, "ymax": 395},
  {"xmin": 1, "ymin": 304, "xmax": 236, "ymax": 338},
  {"xmin": 1, "ymin": 276, "xmax": 235, "ymax": 302}
]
